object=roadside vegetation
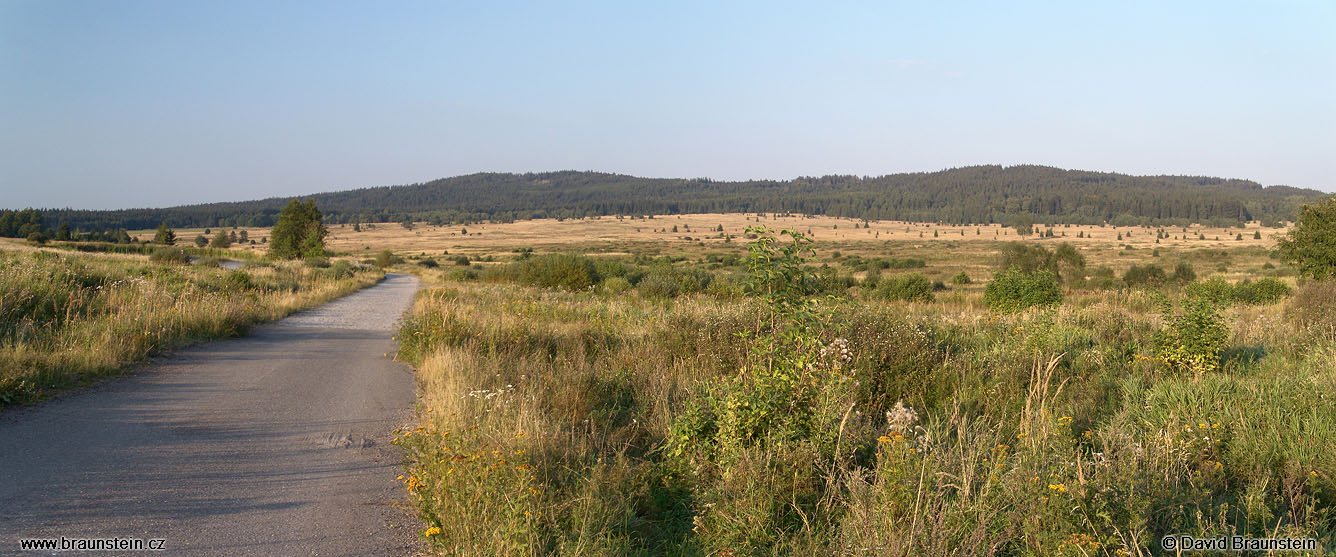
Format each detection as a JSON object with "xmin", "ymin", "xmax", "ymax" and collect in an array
[
  {"xmin": 0, "ymin": 246, "xmax": 382, "ymax": 406},
  {"xmin": 393, "ymin": 212, "xmax": 1336, "ymax": 554}
]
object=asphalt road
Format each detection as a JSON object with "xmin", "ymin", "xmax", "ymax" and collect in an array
[{"xmin": 0, "ymin": 273, "xmax": 422, "ymax": 556}]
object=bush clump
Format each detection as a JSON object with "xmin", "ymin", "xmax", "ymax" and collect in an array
[
  {"xmin": 1155, "ymin": 296, "xmax": 1229, "ymax": 376},
  {"xmin": 509, "ymin": 253, "xmax": 600, "ymax": 290},
  {"xmin": 984, "ymin": 268, "xmax": 1062, "ymax": 312},
  {"xmin": 1231, "ymin": 277, "xmax": 1292, "ymax": 305},
  {"xmin": 148, "ymin": 248, "xmax": 189, "ymax": 265},
  {"xmin": 1122, "ymin": 264, "xmax": 1167, "ymax": 288},
  {"xmin": 874, "ymin": 273, "xmax": 934, "ymax": 303},
  {"xmin": 951, "ymin": 271, "xmax": 972, "ymax": 285}
]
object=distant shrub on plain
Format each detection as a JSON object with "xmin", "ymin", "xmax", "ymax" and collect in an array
[
  {"xmin": 984, "ymin": 268, "xmax": 1062, "ymax": 312},
  {"xmin": 874, "ymin": 273, "xmax": 934, "ymax": 302},
  {"xmin": 509, "ymin": 253, "xmax": 600, "ymax": 290},
  {"xmin": 374, "ymin": 250, "xmax": 398, "ymax": 268},
  {"xmin": 1122, "ymin": 264, "xmax": 1167, "ymax": 288},
  {"xmin": 148, "ymin": 247, "xmax": 189, "ymax": 265},
  {"xmin": 951, "ymin": 271, "xmax": 971, "ymax": 285},
  {"xmin": 1171, "ymin": 261, "xmax": 1197, "ymax": 283},
  {"xmin": 599, "ymin": 276, "xmax": 632, "ymax": 294}
]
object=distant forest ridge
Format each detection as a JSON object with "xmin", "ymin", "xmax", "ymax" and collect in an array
[{"xmin": 30, "ymin": 165, "xmax": 1332, "ymax": 231}]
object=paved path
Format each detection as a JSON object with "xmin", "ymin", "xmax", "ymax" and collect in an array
[{"xmin": 0, "ymin": 274, "xmax": 422, "ymax": 556}]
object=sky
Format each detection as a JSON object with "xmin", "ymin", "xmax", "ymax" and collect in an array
[{"xmin": 1, "ymin": 1, "xmax": 1333, "ymax": 210}]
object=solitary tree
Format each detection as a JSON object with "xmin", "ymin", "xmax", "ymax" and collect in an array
[
  {"xmin": 269, "ymin": 199, "xmax": 326, "ymax": 259},
  {"xmin": 194, "ymin": 235, "xmax": 208, "ymax": 247},
  {"xmin": 210, "ymin": 229, "xmax": 232, "ymax": 248},
  {"xmin": 153, "ymin": 223, "xmax": 176, "ymax": 245},
  {"xmin": 1277, "ymin": 196, "xmax": 1336, "ymax": 280}
]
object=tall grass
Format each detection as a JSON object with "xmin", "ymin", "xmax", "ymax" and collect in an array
[
  {"xmin": 0, "ymin": 248, "xmax": 383, "ymax": 405},
  {"xmin": 395, "ymin": 249, "xmax": 1334, "ymax": 554}
]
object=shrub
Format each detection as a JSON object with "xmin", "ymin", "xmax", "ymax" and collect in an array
[
  {"xmin": 26, "ymin": 232, "xmax": 47, "ymax": 244},
  {"xmin": 417, "ymin": 258, "xmax": 439, "ymax": 268},
  {"xmin": 997, "ymin": 242, "xmax": 1056, "ymax": 275},
  {"xmin": 874, "ymin": 273, "xmax": 934, "ymax": 302},
  {"xmin": 1231, "ymin": 277, "xmax": 1291, "ymax": 305},
  {"xmin": 509, "ymin": 253, "xmax": 600, "ymax": 290},
  {"xmin": 148, "ymin": 247, "xmax": 189, "ymax": 265},
  {"xmin": 1286, "ymin": 280, "xmax": 1336, "ymax": 338},
  {"xmin": 1185, "ymin": 277, "xmax": 1235, "ymax": 305},
  {"xmin": 374, "ymin": 250, "xmax": 398, "ymax": 268},
  {"xmin": 220, "ymin": 270, "xmax": 254, "ymax": 291},
  {"xmin": 1155, "ymin": 296, "xmax": 1229, "ymax": 376},
  {"xmin": 444, "ymin": 268, "xmax": 478, "ymax": 282},
  {"xmin": 984, "ymin": 269, "xmax": 1062, "ymax": 312},
  {"xmin": 303, "ymin": 256, "xmax": 331, "ymax": 268},
  {"xmin": 452, "ymin": 255, "xmax": 471, "ymax": 266},
  {"xmin": 637, "ymin": 267, "xmax": 682, "ymax": 299},
  {"xmin": 600, "ymin": 276, "xmax": 633, "ymax": 294},
  {"xmin": 326, "ymin": 260, "xmax": 356, "ymax": 279},
  {"xmin": 1122, "ymin": 264, "xmax": 1167, "ymax": 288},
  {"xmin": 1170, "ymin": 262, "xmax": 1196, "ymax": 283},
  {"xmin": 951, "ymin": 272, "xmax": 972, "ymax": 285}
]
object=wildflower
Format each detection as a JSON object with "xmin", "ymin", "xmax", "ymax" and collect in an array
[
  {"xmin": 1048, "ymin": 483, "xmax": 1067, "ymax": 493},
  {"xmin": 885, "ymin": 401, "xmax": 918, "ymax": 434},
  {"xmin": 424, "ymin": 526, "xmax": 441, "ymax": 537}
]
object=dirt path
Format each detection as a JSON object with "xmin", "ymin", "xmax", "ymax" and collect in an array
[{"xmin": 0, "ymin": 273, "xmax": 422, "ymax": 556}]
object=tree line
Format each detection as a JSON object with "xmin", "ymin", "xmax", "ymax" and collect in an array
[{"xmin": 19, "ymin": 165, "xmax": 1329, "ymax": 230}]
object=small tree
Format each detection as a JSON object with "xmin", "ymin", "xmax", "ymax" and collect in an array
[
  {"xmin": 210, "ymin": 229, "xmax": 232, "ymax": 248},
  {"xmin": 194, "ymin": 235, "xmax": 208, "ymax": 247},
  {"xmin": 1277, "ymin": 196, "xmax": 1336, "ymax": 280},
  {"xmin": 269, "ymin": 200, "xmax": 327, "ymax": 259},
  {"xmin": 153, "ymin": 223, "xmax": 176, "ymax": 245}
]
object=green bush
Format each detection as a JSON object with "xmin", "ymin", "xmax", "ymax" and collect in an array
[
  {"xmin": 1276, "ymin": 196, "xmax": 1336, "ymax": 279},
  {"xmin": 1155, "ymin": 296, "xmax": 1229, "ymax": 376},
  {"xmin": 444, "ymin": 268, "xmax": 478, "ymax": 282},
  {"xmin": 951, "ymin": 271, "xmax": 972, "ymax": 285},
  {"xmin": 637, "ymin": 268, "xmax": 682, "ymax": 299},
  {"xmin": 148, "ymin": 248, "xmax": 189, "ymax": 265},
  {"xmin": 600, "ymin": 276, "xmax": 632, "ymax": 294},
  {"xmin": 374, "ymin": 250, "xmax": 398, "ymax": 268},
  {"xmin": 1122, "ymin": 264, "xmax": 1167, "ymax": 288},
  {"xmin": 220, "ymin": 270, "xmax": 254, "ymax": 291},
  {"xmin": 984, "ymin": 269, "xmax": 1062, "ymax": 312},
  {"xmin": 1232, "ymin": 277, "xmax": 1291, "ymax": 305},
  {"xmin": 303, "ymin": 256, "xmax": 331, "ymax": 268},
  {"xmin": 1171, "ymin": 262, "xmax": 1196, "ymax": 283},
  {"xmin": 1185, "ymin": 277, "xmax": 1235, "ymax": 305},
  {"xmin": 874, "ymin": 273, "xmax": 934, "ymax": 302},
  {"xmin": 509, "ymin": 253, "xmax": 600, "ymax": 290}
]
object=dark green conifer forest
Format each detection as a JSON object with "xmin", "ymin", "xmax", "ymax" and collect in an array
[{"xmin": 13, "ymin": 165, "xmax": 1327, "ymax": 231}]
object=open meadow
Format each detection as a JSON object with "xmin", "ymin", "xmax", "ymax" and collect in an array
[{"xmin": 371, "ymin": 215, "xmax": 1334, "ymax": 555}]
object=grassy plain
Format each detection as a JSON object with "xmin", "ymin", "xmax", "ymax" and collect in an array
[
  {"xmin": 380, "ymin": 215, "xmax": 1333, "ymax": 555},
  {"xmin": 0, "ymin": 239, "xmax": 384, "ymax": 405}
]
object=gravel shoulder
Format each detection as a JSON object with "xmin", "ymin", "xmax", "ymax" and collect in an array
[{"xmin": 0, "ymin": 273, "xmax": 422, "ymax": 556}]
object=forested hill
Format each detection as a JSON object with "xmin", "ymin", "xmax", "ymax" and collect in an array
[{"xmin": 36, "ymin": 165, "xmax": 1328, "ymax": 230}]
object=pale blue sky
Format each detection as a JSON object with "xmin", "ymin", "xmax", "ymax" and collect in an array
[{"xmin": 2, "ymin": 1, "xmax": 1333, "ymax": 209}]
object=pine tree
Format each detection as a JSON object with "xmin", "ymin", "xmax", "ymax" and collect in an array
[{"xmin": 153, "ymin": 223, "xmax": 176, "ymax": 245}]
